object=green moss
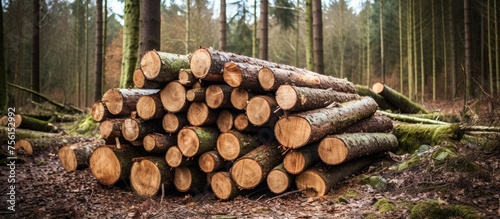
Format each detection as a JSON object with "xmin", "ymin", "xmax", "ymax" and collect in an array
[
  {"xmin": 69, "ymin": 114, "xmax": 99, "ymax": 137},
  {"xmin": 410, "ymin": 200, "xmax": 482, "ymax": 219},
  {"xmin": 373, "ymin": 198, "xmax": 395, "ymax": 213},
  {"xmin": 360, "ymin": 175, "xmax": 387, "ymax": 190},
  {"xmin": 393, "ymin": 123, "xmax": 462, "ymax": 154},
  {"xmin": 389, "ymin": 155, "xmax": 421, "ymax": 171},
  {"xmin": 362, "ymin": 212, "xmax": 379, "ymax": 219},
  {"xmin": 344, "ymin": 188, "xmax": 360, "ymax": 198}
]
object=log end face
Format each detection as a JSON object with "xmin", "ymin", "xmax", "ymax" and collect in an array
[
  {"xmin": 89, "ymin": 146, "xmax": 121, "ymax": 186},
  {"xmin": 14, "ymin": 139, "xmax": 33, "ymax": 155},
  {"xmin": 216, "ymin": 110, "xmax": 234, "ymax": 133},
  {"xmin": 99, "ymin": 120, "xmax": 115, "ymax": 139},
  {"xmin": 246, "ymin": 96, "xmax": 272, "ymax": 126},
  {"xmin": 211, "ymin": 172, "xmax": 236, "ymax": 200},
  {"xmin": 190, "ymin": 48, "xmax": 211, "ymax": 79},
  {"xmin": 274, "ymin": 117, "xmax": 311, "ymax": 149},
  {"xmin": 143, "ymin": 134, "xmax": 156, "ymax": 152},
  {"xmin": 162, "ymin": 113, "xmax": 179, "ymax": 133},
  {"xmin": 102, "ymin": 89, "xmax": 124, "ymax": 115},
  {"xmin": 206, "ymin": 85, "xmax": 224, "ymax": 109},
  {"xmin": 165, "ymin": 146, "xmax": 183, "ymax": 168},
  {"xmin": 283, "ymin": 151, "xmax": 306, "ymax": 174},
  {"xmin": 231, "ymin": 158, "xmax": 263, "ymax": 189},
  {"xmin": 140, "ymin": 51, "xmax": 162, "ymax": 80},
  {"xmin": 58, "ymin": 146, "xmax": 77, "ymax": 171},
  {"xmin": 177, "ymin": 128, "xmax": 200, "ymax": 157},
  {"xmin": 230, "ymin": 88, "xmax": 249, "ymax": 110},
  {"xmin": 276, "ymin": 85, "xmax": 298, "ymax": 110},
  {"xmin": 91, "ymin": 102, "xmax": 106, "ymax": 122},
  {"xmin": 187, "ymin": 102, "xmax": 210, "ymax": 126},
  {"xmin": 137, "ymin": 96, "xmax": 157, "ymax": 120},
  {"xmin": 130, "ymin": 159, "xmax": 162, "ymax": 197},
  {"xmin": 295, "ymin": 170, "xmax": 327, "ymax": 197},
  {"xmin": 133, "ymin": 68, "xmax": 146, "ymax": 88},
  {"xmin": 258, "ymin": 67, "xmax": 275, "ymax": 91},
  {"xmin": 318, "ymin": 137, "xmax": 348, "ymax": 165},
  {"xmin": 217, "ymin": 132, "xmax": 240, "ymax": 161},
  {"xmin": 223, "ymin": 62, "xmax": 243, "ymax": 87},
  {"xmin": 174, "ymin": 166, "xmax": 192, "ymax": 192},
  {"xmin": 121, "ymin": 118, "xmax": 140, "ymax": 142},
  {"xmin": 267, "ymin": 169, "xmax": 290, "ymax": 194},
  {"xmin": 199, "ymin": 152, "xmax": 215, "ymax": 173},
  {"xmin": 161, "ymin": 81, "xmax": 187, "ymax": 112},
  {"xmin": 371, "ymin": 82, "xmax": 385, "ymax": 94}
]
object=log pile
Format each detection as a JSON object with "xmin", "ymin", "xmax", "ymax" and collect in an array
[{"xmin": 83, "ymin": 48, "xmax": 402, "ymax": 200}]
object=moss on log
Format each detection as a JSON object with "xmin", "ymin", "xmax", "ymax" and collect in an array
[
  {"xmin": 14, "ymin": 114, "xmax": 58, "ymax": 132},
  {"xmin": 177, "ymin": 126, "xmax": 219, "ymax": 157},
  {"xmin": 393, "ymin": 123, "xmax": 463, "ymax": 153},
  {"xmin": 140, "ymin": 51, "xmax": 190, "ymax": 83},
  {"xmin": 372, "ymin": 82, "xmax": 428, "ymax": 113},
  {"xmin": 355, "ymin": 84, "xmax": 396, "ymax": 111},
  {"xmin": 178, "ymin": 69, "xmax": 197, "ymax": 87}
]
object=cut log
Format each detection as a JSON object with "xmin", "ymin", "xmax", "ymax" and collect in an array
[
  {"xmin": 91, "ymin": 101, "xmax": 112, "ymax": 122},
  {"xmin": 216, "ymin": 110, "xmax": 239, "ymax": 133},
  {"xmin": 58, "ymin": 141, "xmax": 101, "ymax": 171},
  {"xmin": 15, "ymin": 137, "xmax": 85, "ymax": 155},
  {"xmin": 14, "ymin": 114, "xmax": 58, "ymax": 132},
  {"xmin": 295, "ymin": 157, "xmax": 372, "ymax": 197},
  {"xmin": 165, "ymin": 145, "xmax": 196, "ymax": 168},
  {"xmin": 186, "ymin": 87, "xmax": 207, "ymax": 102},
  {"xmin": 211, "ymin": 171, "xmax": 240, "ymax": 200},
  {"xmin": 217, "ymin": 130, "xmax": 262, "ymax": 161},
  {"xmin": 230, "ymin": 88, "xmax": 254, "ymax": 110},
  {"xmin": 133, "ymin": 68, "xmax": 162, "ymax": 89},
  {"xmin": 143, "ymin": 133, "xmax": 176, "ymax": 153},
  {"xmin": 177, "ymin": 126, "xmax": 219, "ymax": 157},
  {"xmin": 160, "ymin": 81, "xmax": 189, "ymax": 113},
  {"xmin": 393, "ymin": 123, "xmax": 462, "ymax": 153},
  {"xmin": 187, "ymin": 102, "xmax": 218, "ymax": 126},
  {"xmin": 340, "ymin": 114, "xmax": 394, "ymax": 133},
  {"xmin": 233, "ymin": 113, "xmax": 260, "ymax": 132},
  {"xmin": 140, "ymin": 51, "xmax": 190, "ymax": 82},
  {"xmin": 246, "ymin": 95, "xmax": 283, "ymax": 126},
  {"xmin": 0, "ymin": 127, "xmax": 59, "ymax": 141},
  {"xmin": 178, "ymin": 69, "xmax": 197, "ymax": 87},
  {"xmin": 102, "ymin": 88, "xmax": 160, "ymax": 115},
  {"xmin": 99, "ymin": 118, "xmax": 126, "ymax": 139},
  {"xmin": 205, "ymin": 84, "xmax": 234, "ymax": 109},
  {"xmin": 283, "ymin": 143, "xmax": 320, "ymax": 174},
  {"xmin": 355, "ymin": 85, "xmax": 395, "ymax": 111},
  {"xmin": 162, "ymin": 112, "xmax": 189, "ymax": 133},
  {"xmin": 258, "ymin": 67, "xmax": 356, "ymax": 93},
  {"xmin": 174, "ymin": 166, "xmax": 206, "ymax": 194},
  {"xmin": 0, "ymin": 115, "xmax": 7, "ymax": 126},
  {"xmin": 274, "ymin": 97, "xmax": 378, "ymax": 149},
  {"xmin": 267, "ymin": 163, "xmax": 293, "ymax": 194},
  {"xmin": 137, "ymin": 93, "xmax": 166, "ymax": 120},
  {"xmin": 377, "ymin": 110, "xmax": 449, "ymax": 125},
  {"xmin": 121, "ymin": 118, "xmax": 163, "ymax": 142},
  {"xmin": 318, "ymin": 133, "xmax": 398, "ymax": 165},
  {"xmin": 230, "ymin": 142, "xmax": 284, "ymax": 189},
  {"xmin": 89, "ymin": 145, "xmax": 147, "ymax": 185},
  {"xmin": 223, "ymin": 62, "xmax": 264, "ymax": 91},
  {"xmin": 372, "ymin": 82, "xmax": 428, "ymax": 113},
  {"xmin": 276, "ymin": 85, "xmax": 360, "ymax": 112},
  {"xmin": 130, "ymin": 156, "xmax": 173, "ymax": 197},
  {"xmin": 198, "ymin": 150, "xmax": 227, "ymax": 173}
]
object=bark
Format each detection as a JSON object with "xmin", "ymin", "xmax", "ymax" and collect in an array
[
  {"xmin": 305, "ymin": 0, "xmax": 313, "ymax": 70},
  {"xmin": 259, "ymin": 0, "xmax": 268, "ymax": 60},
  {"xmin": 94, "ymin": 0, "xmax": 103, "ymax": 102},
  {"xmin": 312, "ymin": 0, "xmax": 323, "ymax": 74},
  {"xmin": 130, "ymin": 156, "xmax": 173, "ymax": 197},
  {"xmin": 340, "ymin": 114, "xmax": 393, "ymax": 133},
  {"xmin": 99, "ymin": 118, "xmax": 126, "ymax": 139},
  {"xmin": 160, "ymin": 81, "xmax": 189, "ymax": 113},
  {"xmin": 393, "ymin": 123, "xmax": 462, "ymax": 153},
  {"xmin": 15, "ymin": 137, "xmax": 87, "ymax": 155},
  {"xmin": 178, "ymin": 69, "xmax": 197, "ymax": 87},
  {"xmin": 187, "ymin": 102, "xmax": 218, "ymax": 126},
  {"xmin": 121, "ymin": 118, "xmax": 163, "ymax": 142},
  {"xmin": 206, "ymin": 85, "xmax": 234, "ymax": 109},
  {"xmin": 233, "ymin": 113, "xmax": 260, "ymax": 133},
  {"xmin": 177, "ymin": 126, "xmax": 219, "ymax": 157},
  {"xmin": 137, "ymin": 93, "xmax": 166, "ymax": 120},
  {"xmin": 216, "ymin": 109, "xmax": 238, "ymax": 133},
  {"xmin": 283, "ymin": 142, "xmax": 319, "ymax": 174},
  {"xmin": 230, "ymin": 88, "xmax": 255, "ymax": 110},
  {"xmin": 140, "ymin": 51, "xmax": 190, "ymax": 83},
  {"xmin": 186, "ymin": 87, "xmax": 207, "ymax": 102},
  {"xmin": 266, "ymin": 163, "xmax": 293, "ymax": 194},
  {"xmin": 198, "ymin": 150, "xmax": 227, "ymax": 173},
  {"xmin": 14, "ymin": 114, "xmax": 58, "ymax": 132},
  {"xmin": 223, "ymin": 62, "xmax": 263, "ymax": 91},
  {"xmin": 32, "ymin": 0, "xmax": 40, "ymax": 101},
  {"xmin": 0, "ymin": 127, "xmax": 59, "ymax": 142},
  {"xmin": 91, "ymin": 101, "xmax": 112, "ymax": 122},
  {"xmin": 139, "ymin": 0, "xmax": 160, "ymax": 61},
  {"xmin": 162, "ymin": 112, "xmax": 188, "ymax": 134},
  {"xmin": 318, "ymin": 133, "xmax": 398, "ymax": 165},
  {"xmin": 0, "ymin": 1, "xmax": 5, "ymax": 112},
  {"xmin": 165, "ymin": 145, "xmax": 195, "ymax": 168},
  {"xmin": 133, "ymin": 68, "xmax": 162, "ymax": 89},
  {"xmin": 276, "ymin": 85, "xmax": 360, "ymax": 112},
  {"xmin": 120, "ymin": 0, "xmax": 140, "ymax": 88},
  {"xmin": 217, "ymin": 130, "xmax": 261, "ymax": 161},
  {"xmin": 378, "ymin": 110, "xmax": 449, "ymax": 125},
  {"xmin": 219, "ymin": 0, "xmax": 226, "ymax": 50},
  {"xmin": 211, "ymin": 171, "xmax": 239, "ymax": 200},
  {"xmin": 101, "ymin": 88, "xmax": 159, "ymax": 115},
  {"xmin": 464, "ymin": 0, "xmax": 472, "ymax": 99},
  {"xmin": 230, "ymin": 142, "xmax": 283, "ymax": 189},
  {"xmin": 372, "ymin": 82, "xmax": 428, "ymax": 114},
  {"xmin": 174, "ymin": 166, "xmax": 206, "ymax": 194},
  {"xmin": 355, "ymin": 84, "xmax": 396, "ymax": 111},
  {"xmin": 246, "ymin": 95, "xmax": 283, "ymax": 126},
  {"xmin": 275, "ymin": 97, "xmax": 378, "ymax": 149},
  {"xmin": 143, "ymin": 133, "xmax": 176, "ymax": 153},
  {"xmin": 58, "ymin": 141, "xmax": 101, "ymax": 171}
]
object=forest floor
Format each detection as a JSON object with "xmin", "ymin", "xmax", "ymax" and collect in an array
[{"xmin": 0, "ymin": 99, "xmax": 499, "ymax": 219}]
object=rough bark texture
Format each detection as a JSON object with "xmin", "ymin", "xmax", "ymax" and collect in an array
[
  {"xmin": 355, "ymin": 84, "xmax": 395, "ymax": 111},
  {"xmin": 318, "ymin": 133, "xmax": 398, "ymax": 165},
  {"xmin": 339, "ymin": 114, "xmax": 393, "ymax": 133},
  {"xmin": 230, "ymin": 88, "xmax": 254, "ymax": 110},
  {"xmin": 283, "ymin": 143, "xmax": 319, "ymax": 174},
  {"xmin": 137, "ymin": 93, "xmax": 166, "ymax": 120},
  {"xmin": 205, "ymin": 85, "xmax": 234, "ymax": 109},
  {"xmin": 14, "ymin": 114, "xmax": 58, "ymax": 132},
  {"xmin": 177, "ymin": 126, "xmax": 220, "ymax": 157},
  {"xmin": 372, "ymin": 82, "xmax": 428, "ymax": 113},
  {"xmin": 138, "ymin": 0, "xmax": 160, "ymax": 60},
  {"xmin": 140, "ymin": 51, "xmax": 189, "ymax": 82},
  {"xmin": 187, "ymin": 102, "xmax": 218, "ymax": 127},
  {"xmin": 276, "ymin": 85, "xmax": 360, "ymax": 112},
  {"xmin": 15, "ymin": 137, "xmax": 86, "ymax": 155},
  {"xmin": 101, "ymin": 88, "xmax": 160, "ymax": 115},
  {"xmin": 162, "ymin": 112, "xmax": 188, "ymax": 133},
  {"xmin": 99, "ymin": 118, "xmax": 126, "ymax": 139},
  {"xmin": 275, "ymin": 97, "xmax": 378, "ymax": 149},
  {"xmin": 223, "ymin": 62, "xmax": 264, "ymax": 91},
  {"xmin": 0, "ymin": 127, "xmax": 59, "ymax": 141},
  {"xmin": 160, "ymin": 81, "xmax": 188, "ymax": 113},
  {"xmin": 267, "ymin": 163, "xmax": 293, "ymax": 194},
  {"xmin": 143, "ymin": 133, "xmax": 176, "ymax": 153},
  {"xmin": 58, "ymin": 141, "xmax": 101, "ymax": 171},
  {"xmin": 119, "ymin": 0, "xmax": 140, "ymax": 88},
  {"xmin": 198, "ymin": 150, "xmax": 227, "ymax": 173},
  {"xmin": 133, "ymin": 68, "xmax": 162, "ymax": 89},
  {"xmin": 246, "ymin": 95, "xmax": 283, "ymax": 126},
  {"xmin": 211, "ymin": 171, "xmax": 239, "ymax": 200},
  {"xmin": 217, "ymin": 130, "xmax": 262, "ymax": 161},
  {"xmin": 121, "ymin": 118, "xmax": 163, "ymax": 142},
  {"xmin": 178, "ymin": 69, "xmax": 197, "ymax": 87},
  {"xmin": 130, "ymin": 156, "xmax": 173, "ymax": 197},
  {"xmin": 186, "ymin": 87, "xmax": 207, "ymax": 102},
  {"xmin": 174, "ymin": 166, "xmax": 206, "ymax": 194},
  {"xmin": 91, "ymin": 101, "xmax": 113, "ymax": 122}
]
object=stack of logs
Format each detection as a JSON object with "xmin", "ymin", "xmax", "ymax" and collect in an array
[{"xmin": 87, "ymin": 48, "xmax": 400, "ymax": 199}]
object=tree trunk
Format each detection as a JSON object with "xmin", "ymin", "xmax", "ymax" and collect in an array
[
  {"xmin": 162, "ymin": 112, "xmax": 188, "ymax": 134},
  {"xmin": 101, "ymin": 88, "xmax": 159, "ymax": 115},
  {"xmin": 318, "ymin": 133, "xmax": 398, "ymax": 165},
  {"xmin": 91, "ymin": 101, "xmax": 112, "ymax": 122},
  {"xmin": 178, "ymin": 69, "xmax": 196, "ymax": 87},
  {"xmin": 234, "ymin": 113, "xmax": 260, "ymax": 133},
  {"xmin": 259, "ymin": 0, "xmax": 268, "ymax": 60},
  {"xmin": 174, "ymin": 166, "xmax": 206, "ymax": 194},
  {"xmin": 177, "ymin": 126, "xmax": 219, "ymax": 157},
  {"xmin": 211, "ymin": 171, "xmax": 239, "ymax": 200},
  {"xmin": 198, "ymin": 150, "xmax": 227, "ymax": 173},
  {"xmin": 276, "ymin": 85, "xmax": 360, "ymax": 112},
  {"xmin": 448, "ymin": 0, "xmax": 456, "ymax": 98},
  {"xmin": 354, "ymin": 85, "xmax": 396, "ymax": 111},
  {"xmin": 206, "ymin": 85, "xmax": 234, "ymax": 109},
  {"xmin": 305, "ymin": 0, "xmax": 313, "ymax": 71},
  {"xmin": 130, "ymin": 156, "xmax": 173, "ymax": 197},
  {"xmin": 99, "ymin": 118, "xmax": 126, "ymax": 139},
  {"xmin": 340, "ymin": 114, "xmax": 393, "ymax": 133},
  {"xmin": 216, "ymin": 109, "xmax": 238, "ymax": 133},
  {"xmin": 223, "ymin": 62, "xmax": 264, "ymax": 92},
  {"xmin": 0, "ymin": 1, "xmax": 6, "ymax": 112},
  {"xmin": 58, "ymin": 140, "xmax": 101, "ymax": 171},
  {"xmin": 133, "ymin": 68, "xmax": 162, "ymax": 89},
  {"xmin": 121, "ymin": 118, "xmax": 163, "ymax": 142},
  {"xmin": 372, "ymin": 82, "xmax": 428, "ymax": 114},
  {"xmin": 219, "ymin": 0, "xmax": 226, "ymax": 51},
  {"xmin": 165, "ymin": 145, "xmax": 196, "ymax": 168},
  {"xmin": 140, "ymin": 51, "xmax": 190, "ymax": 83},
  {"xmin": 217, "ymin": 130, "xmax": 262, "ymax": 161},
  {"xmin": 94, "ymin": 0, "xmax": 103, "ymax": 102},
  {"xmin": 139, "ymin": 0, "xmax": 160, "ymax": 61},
  {"xmin": 32, "ymin": 0, "xmax": 40, "ymax": 102},
  {"xmin": 283, "ymin": 142, "xmax": 319, "ymax": 174},
  {"xmin": 267, "ymin": 163, "xmax": 293, "ymax": 194},
  {"xmin": 120, "ymin": 0, "xmax": 140, "ymax": 88},
  {"xmin": 274, "ymin": 97, "xmax": 378, "ymax": 149},
  {"xmin": 246, "ymin": 95, "xmax": 283, "ymax": 126},
  {"xmin": 15, "ymin": 137, "xmax": 86, "ymax": 155},
  {"xmin": 137, "ymin": 93, "xmax": 166, "ymax": 120},
  {"xmin": 187, "ymin": 102, "xmax": 219, "ymax": 126},
  {"xmin": 464, "ymin": 0, "xmax": 472, "ymax": 99},
  {"xmin": 14, "ymin": 114, "xmax": 58, "ymax": 133},
  {"xmin": 186, "ymin": 87, "xmax": 207, "ymax": 102},
  {"xmin": 185, "ymin": 0, "xmax": 190, "ymax": 54},
  {"xmin": 230, "ymin": 142, "xmax": 283, "ymax": 189},
  {"xmin": 230, "ymin": 88, "xmax": 255, "ymax": 110},
  {"xmin": 160, "ymin": 81, "xmax": 189, "ymax": 113},
  {"xmin": 312, "ymin": 0, "xmax": 323, "ymax": 74},
  {"xmin": 143, "ymin": 133, "xmax": 176, "ymax": 153}
]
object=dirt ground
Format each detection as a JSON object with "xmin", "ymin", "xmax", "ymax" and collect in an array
[{"xmin": 0, "ymin": 100, "xmax": 499, "ymax": 218}]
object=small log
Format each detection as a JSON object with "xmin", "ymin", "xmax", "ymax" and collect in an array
[
  {"xmin": 174, "ymin": 166, "xmax": 206, "ymax": 194},
  {"xmin": 0, "ymin": 127, "xmax": 59, "ymax": 141},
  {"xmin": 211, "ymin": 171, "xmax": 240, "ymax": 201},
  {"xmin": 198, "ymin": 150, "xmax": 227, "ymax": 173},
  {"xmin": 223, "ymin": 62, "xmax": 264, "ymax": 91},
  {"xmin": 140, "ymin": 51, "xmax": 190, "ymax": 82},
  {"xmin": 165, "ymin": 145, "xmax": 196, "ymax": 168},
  {"xmin": 205, "ymin": 84, "xmax": 234, "ymax": 109},
  {"xmin": 130, "ymin": 156, "xmax": 173, "ymax": 197},
  {"xmin": 377, "ymin": 110, "xmax": 449, "ymax": 125},
  {"xmin": 162, "ymin": 112, "xmax": 189, "ymax": 133},
  {"xmin": 267, "ymin": 163, "xmax": 293, "ymax": 194},
  {"xmin": 216, "ymin": 110, "xmax": 239, "ymax": 133},
  {"xmin": 274, "ymin": 97, "xmax": 378, "ymax": 149},
  {"xmin": 372, "ymin": 82, "xmax": 428, "ymax": 113},
  {"xmin": 143, "ymin": 133, "xmax": 176, "ymax": 153},
  {"xmin": 121, "ymin": 118, "xmax": 163, "ymax": 142},
  {"xmin": 318, "ymin": 133, "xmax": 398, "ymax": 165},
  {"xmin": 137, "ymin": 93, "xmax": 166, "ymax": 120},
  {"xmin": 230, "ymin": 88, "xmax": 255, "ymax": 110},
  {"xmin": 133, "ymin": 68, "xmax": 162, "ymax": 89},
  {"xmin": 186, "ymin": 87, "xmax": 207, "ymax": 102},
  {"xmin": 15, "ymin": 137, "xmax": 85, "ymax": 155},
  {"xmin": 101, "ymin": 88, "xmax": 160, "ymax": 115},
  {"xmin": 246, "ymin": 95, "xmax": 283, "ymax": 126},
  {"xmin": 178, "ymin": 69, "xmax": 197, "ymax": 87},
  {"xmin": 339, "ymin": 114, "xmax": 394, "ymax": 133},
  {"xmin": 355, "ymin": 85, "xmax": 395, "ymax": 111},
  {"xmin": 295, "ymin": 157, "xmax": 372, "ymax": 197},
  {"xmin": 58, "ymin": 141, "xmax": 101, "ymax": 171},
  {"xmin": 91, "ymin": 101, "xmax": 113, "ymax": 122},
  {"xmin": 217, "ymin": 130, "xmax": 261, "ymax": 161},
  {"xmin": 283, "ymin": 143, "xmax": 319, "ymax": 174},
  {"xmin": 177, "ymin": 126, "xmax": 219, "ymax": 157},
  {"xmin": 276, "ymin": 85, "xmax": 360, "ymax": 112},
  {"xmin": 187, "ymin": 102, "xmax": 218, "ymax": 126},
  {"xmin": 230, "ymin": 142, "xmax": 283, "ymax": 189},
  {"xmin": 233, "ymin": 113, "xmax": 260, "ymax": 132},
  {"xmin": 160, "ymin": 81, "xmax": 189, "ymax": 113},
  {"xmin": 99, "ymin": 118, "xmax": 126, "ymax": 139},
  {"xmin": 14, "ymin": 114, "xmax": 58, "ymax": 132}
]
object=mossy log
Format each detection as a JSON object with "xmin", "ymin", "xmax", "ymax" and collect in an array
[
  {"xmin": 101, "ymin": 88, "xmax": 160, "ymax": 115},
  {"xmin": 133, "ymin": 68, "xmax": 163, "ymax": 89},
  {"xmin": 165, "ymin": 145, "xmax": 196, "ymax": 168},
  {"xmin": 339, "ymin": 114, "xmax": 393, "ymax": 133},
  {"xmin": 267, "ymin": 163, "xmax": 294, "ymax": 194},
  {"xmin": 372, "ymin": 82, "xmax": 428, "ymax": 114},
  {"xmin": 393, "ymin": 123, "xmax": 463, "ymax": 153},
  {"xmin": 99, "ymin": 118, "xmax": 126, "ymax": 139},
  {"xmin": 216, "ymin": 109, "xmax": 239, "ymax": 133},
  {"xmin": 186, "ymin": 87, "xmax": 207, "ymax": 102},
  {"xmin": 230, "ymin": 88, "xmax": 255, "ymax": 110},
  {"xmin": 216, "ymin": 130, "xmax": 262, "ymax": 161},
  {"xmin": 318, "ymin": 133, "xmax": 398, "ymax": 165},
  {"xmin": 174, "ymin": 166, "xmax": 206, "ymax": 194},
  {"xmin": 211, "ymin": 171, "xmax": 240, "ymax": 201},
  {"xmin": 377, "ymin": 110, "xmax": 449, "ymax": 125},
  {"xmin": 143, "ymin": 133, "xmax": 176, "ymax": 153},
  {"xmin": 177, "ymin": 126, "xmax": 219, "ymax": 157},
  {"xmin": 160, "ymin": 81, "xmax": 189, "ymax": 113},
  {"xmin": 223, "ymin": 62, "xmax": 264, "ymax": 92},
  {"xmin": 14, "ymin": 114, "xmax": 58, "ymax": 132},
  {"xmin": 198, "ymin": 150, "xmax": 227, "ymax": 173},
  {"xmin": 354, "ymin": 85, "xmax": 396, "ymax": 111},
  {"xmin": 230, "ymin": 142, "xmax": 284, "ymax": 189},
  {"xmin": 58, "ymin": 140, "xmax": 102, "ymax": 171},
  {"xmin": 162, "ymin": 112, "xmax": 189, "ymax": 133},
  {"xmin": 0, "ymin": 127, "xmax": 59, "ymax": 142},
  {"xmin": 246, "ymin": 95, "xmax": 283, "ymax": 126},
  {"xmin": 130, "ymin": 156, "xmax": 173, "ymax": 197},
  {"xmin": 283, "ymin": 143, "xmax": 320, "ymax": 174},
  {"xmin": 91, "ymin": 101, "xmax": 113, "ymax": 122},
  {"xmin": 276, "ymin": 85, "xmax": 360, "ymax": 112},
  {"xmin": 187, "ymin": 102, "xmax": 219, "ymax": 126},
  {"xmin": 295, "ymin": 157, "xmax": 372, "ymax": 197},
  {"xmin": 140, "ymin": 51, "xmax": 190, "ymax": 83},
  {"xmin": 205, "ymin": 85, "xmax": 234, "ymax": 109},
  {"xmin": 137, "ymin": 93, "xmax": 166, "ymax": 120},
  {"xmin": 15, "ymin": 137, "xmax": 86, "ymax": 155},
  {"xmin": 274, "ymin": 97, "xmax": 378, "ymax": 149},
  {"xmin": 121, "ymin": 118, "xmax": 164, "ymax": 142},
  {"xmin": 233, "ymin": 113, "xmax": 260, "ymax": 133},
  {"xmin": 178, "ymin": 69, "xmax": 197, "ymax": 87}
]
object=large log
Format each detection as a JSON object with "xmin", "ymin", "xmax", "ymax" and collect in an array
[
  {"xmin": 140, "ymin": 51, "xmax": 190, "ymax": 82},
  {"xmin": 177, "ymin": 126, "xmax": 219, "ymax": 157},
  {"xmin": 198, "ymin": 150, "xmax": 227, "ymax": 173},
  {"xmin": 187, "ymin": 102, "xmax": 218, "ymax": 126},
  {"xmin": 318, "ymin": 133, "xmax": 398, "ymax": 165},
  {"xmin": 15, "ymin": 137, "xmax": 86, "ymax": 155},
  {"xmin": 91, "ymin": 101, "xmax": 113, "ymax": 122},
  {"xmin": 143, "ymin": 133, "xmax": 176, "ymax": 153},
  {"xmin": 258, "ymin": 67, "xmax": 356, "ymax": 93},
  {"xmin": 223, "ymin": 62, "xmax": 264, "ymax": 91},
  {"xmin": 230, "ymin": 88, "xmax": 255, "ymax": 110},
  {"xmin": 14, "ymin": 114, "xmax": 58, "ymax": 132},
  {"xmin": 165, "ymin": 145, "xmax": 195, "ymax": 168},
  {"xmin": 133, "ymin": 68, "xmax": 162, "ymax": 89},
  {"xmin": 372, "ymin": 82, "xmax": 428, "ymax": 113},
  {"xmin": 99, "ymin": 118, "xmax": 126, "ymax": 139},
  {"xmin": 160, "ymin": 81, "xmax": 189, "ymax": 113},
  {"xmin": 101, "ymin": 88, "xmax": 160, "ymax": 115},
  {"xmin": 246, "ymin": 95, "xmax": 283, "ymax": 126},
  {"xmin": 137, "ymin": 93, "xmax": 166, "ymax": 120},
  {"xmin": 276, "ymin": 85, "xmax": 360, "ymax": 112},
  {"xmin": 266, "ymin": 163, "xmax": 293, "ymax": 194},
  {"xmin": 393, "ymin": 123, "xmax": 462, "ymax": 153},
  {"xmin": 274, "ymin": 97, "xmax": 378, "ymax": 149},
  {"xmin": 216, "ymin": 130, "xmax": 262, "ymax": 161},
  {"xmin": 58, "ymin": 140, "xmax": 102, "ymax": 171},
  {"xmin": 186, "ymin": 87, "xmax": 207, "ymax": 102},
  {"xmin": 174, "ymin": 166, "xmax": 206, "ymax": 194},
  {"xmin": 216, "ymin": 109, "xmax": 239, "ymax": 133},
  {"xmin": 355, "ymin": 85, "xmax": 396, "ymax": 111},
  {"xmin": 211, "ymin": 171, "xmax": 240, "ymax": 201},
  {"xmin": 121, "ymin": 118, "xmax": 163, "ymax": 142},
  {"xmin": 295, "ymin": 157, "xmax": 372, "ymax": 197},
  {"xmin": 339, "ymin": 114, "xmax": 394, "ymax": 133},
  {"xmin": 205, "ymin": 84, "xmax": 234, "ymax": 109},
  {"xmin": 283, "ymin": 143, "xmax": 319, "ymax": 174},
  {"xmin": 130, "ymin": 156, "xmax": 173, "ymax": 197},
  {"xmin": 162, "ymin": 112, "xmax": 189, "ymax": 134},
  {"xmin": 230, "ymin": 142, "xmax": 283, "ymax": 189},
  {"xmin": 178, "ymin": 69, "xmax": 197, "ymax": 87}
]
